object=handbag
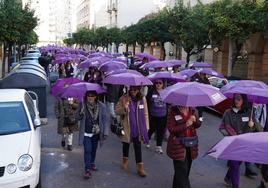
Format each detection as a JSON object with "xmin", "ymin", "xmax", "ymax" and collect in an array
[
  {"xmin": 178, "ymin": 136, "xmax": 198, "ymax": 147},
  {"xmin": 64, "ymin": 116, "xmax": 77, "ymax": 125},
  {"xmin": 111, "ymin": 117, "xmax": 125, "ymax": 136}
]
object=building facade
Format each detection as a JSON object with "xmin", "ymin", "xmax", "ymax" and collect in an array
[{"xmin": 22, "ymin": 0, "xmax": 75, "ymax": 45}]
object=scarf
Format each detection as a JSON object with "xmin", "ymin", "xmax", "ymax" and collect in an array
[{"xmin": 86, "ymin": 102, "xmax": 99, "ymax": 122}]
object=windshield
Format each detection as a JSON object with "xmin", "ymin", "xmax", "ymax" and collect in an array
[{"xmin": 0, "ymin": 102, "xmax": 30, "ymax": 135}]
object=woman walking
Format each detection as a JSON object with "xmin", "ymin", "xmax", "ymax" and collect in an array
[
  {"xmin": 220, "ymin": 93, "xmax": 259, "ymax": 188},
  {"xmin": 115, "ymin": 86, "xmax": 150, "ymax": 177},
  {"xmin": 79, "ymin": 91, "xmax": 109, "ymax": 179},
  {"xmin": 167, "ymin": 105, "xmax": 201, "ymax": 188},
  {"xmin": 146, "ymin": 79, "xmax": 167, "ymax": 154},
  {"xmin": 55, "ymin": 97, "xmax": 80, "ymax": 151}
]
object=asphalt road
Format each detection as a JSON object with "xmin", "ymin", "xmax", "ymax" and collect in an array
[{"xmin": 40, "ymin": 93, "xmax": 261, "ymax": 188}]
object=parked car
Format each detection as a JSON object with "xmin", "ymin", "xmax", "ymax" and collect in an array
[
  {"xmin": 26, "ymin": 53, "xmax": 41, "ymax": 58},
  {"xmin": 0, "ymin": 89, "xmax": 42, "ymax": 188},
  {"xmin": 27, "ymin": 49, "xmax": 41, "ymax": 55},
  {"xmin": 208, "ymin": 76, "xmax": 232, "ymax": 115}
]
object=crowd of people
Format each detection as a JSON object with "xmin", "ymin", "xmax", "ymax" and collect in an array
[{"xmin": 37, "ymin": 49, "xmax": 268, "ymax": 188}]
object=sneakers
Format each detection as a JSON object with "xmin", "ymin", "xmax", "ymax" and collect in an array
[
  {"xmin": 224, "ymin": 176, "xmax": 232, "ymax": 187},
  {"xmin": 155, "ymin": 146, "xmax": 163, "ymax": 154},
  {"xmin": 91, "ymin": 164, "xmax": 98, "ymax": 171},
  {"xmin": 84, "ymin": 170, "xmax": 92, "ymax": 179},
  {"xmin": 146, "ymin": 144, "xmax": 150, "ymax": 148}
]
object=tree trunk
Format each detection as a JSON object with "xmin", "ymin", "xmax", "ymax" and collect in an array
[
  {"xmin": 18, "ymin": 45, "xmax": 21, "ymax": 61},
  {"xmin": 116, "ymin": 44, "xmax": 119, "ymax": 53},
  {"xmin": 2, "ymin": 44, "xmax": 7, "ymax": 77},
  {"xmin": 227, "ymin": 39, "xmax": 233, "ymax": 77},
  {"xmin": 8, "ymin": 43, "xmax": 13, "ymax": 72},
  {"xmin": 186, "ymin": 53, "xmax": 191, "ymax": 67},
  {"xmin": 161, "ymin": 42, "xmax": 166, "ymax": 60},
  {"xmin": 126, "ymin": 44, "xmax": 129, "ymax": 54},
  {"xmin": 141, "ymin": 44, "xmax": 145, "ymax": 53},
  {"xmin": 133, "ymin": 44, "xmax": 136, "ymax": 55}
]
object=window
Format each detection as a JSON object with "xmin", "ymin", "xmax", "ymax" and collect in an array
[
  {"xmin": 0, "ymin": 102, "xmax": 30, "ymax": 135},
  {"xmin": 25, "ymin": 94, "xmax": 36, "ymax": 123}
]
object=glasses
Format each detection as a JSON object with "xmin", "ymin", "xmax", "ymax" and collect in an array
[
  {"xmin": 155, "ymin": 82, "xmax": 163, "ymax": 85},
  {"xmin": 87, "ymin": 95, "xmax": 96, "ymax": 98},
  {"xmin": 234, "ymin": 96, "xmax": 242, "ymax": 101}
]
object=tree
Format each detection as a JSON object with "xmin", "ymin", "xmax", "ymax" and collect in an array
[
  {"xmin": 0, "ymin": 0, "xmax": 38, "ymax": 75},
  {"xmin": 207, "ymin": 0, "xmax": 261, "ymax": 76},
  {"xmin": 63, "ymin": 38, "xmax": 74, "ymax": 47},
  {"xmin": 167, "ymin": 1, "xmax": 210, "ymax": 65},
  {"xmin": 122, "ymin": 25, "xmax": 138, "ymax": 54},
  {"xmin": 107, "ymin": 27, "xmax": 122, "ymax": 52}
]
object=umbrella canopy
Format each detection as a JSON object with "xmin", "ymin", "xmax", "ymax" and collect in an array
[
  {"xmin": 191, "ymin": 62, "xmax": 212, "ymax": 68},
  {"xmin": 160, "ymin": 82, "xmax": 226, "ymax": 107},
  {"xmin": 103, "ymin": 72, "xmax": 153, "ymax": 86},
  {"xmin": 199, "ymin": 68, "xmax": 224, "ymax": 78},
  {"xmin": 53, "ymin": 57, "xmax": 76, "ymax": 65},
  {"xmin": 99, "ymin": 61, "xmax": 127, "ymax": 72},
  {"xmin": 141, "ymin": 60, "xmax": 173, "ymax": 69},
  {"xmin": 105, "ymin": 69, "xmax": 142, "ymax": 77},
  {"xmin": 60, "ymin": 82, "xmax": 106, "ymax": 100},
  {"xmin": 222, "ymin": 87, "xmax": 268, "ymax": 104},
  {"xmin": 135, "ymin": 53, "xmax": 158, "ymax": 62},
  {"xmin": 78, "ymin": 59, "xmax": 101, "ymax": 69},
  {"xmin": 177, "ymin": 69, "xmax": 198, "ymax": 78},
  {"xmin": 167, "ymin": 60, "xmax": 186, "ymax": 67},
  {"xmin": 51, "ymin": 77, "xmax": 82, "ymax": 96},
  {"xmin": 207, "ymin": 132, "xmax": 268, "ymax": 164},
  {"xmin": 221, "ymin": 80, "xmax": 268, "ymax": 93},
  {"xmin": 147, "ymin": 71, "xmax": 186, "ymax": 82}
]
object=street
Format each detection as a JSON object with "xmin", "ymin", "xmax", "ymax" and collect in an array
[{"xmin": 41, "ymin": 93, "xmax": 261, "ymax": 188}]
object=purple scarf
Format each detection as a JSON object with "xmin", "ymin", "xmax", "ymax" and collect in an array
[
  {"xmin": 128, "ymin": 97, "xmax": 149, "ymax": 144},
  {"xmin": 137, "ymin": 98, "xmax": 149, "ymax": 144}
]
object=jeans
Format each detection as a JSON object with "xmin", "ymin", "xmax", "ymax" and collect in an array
[
  {"xmin": 148, "ymin": 116, "xmax": 167, "ymax": 146},
  {"xmin": 225, "ymin": 160, "xmax": 241, "ymax": 188},
  {"xmin": 122, "ymin": 137, "xmax": 142, "ymax": 163},
  {"xmin": 83, "ymin": 134, "xmax": 100, "ymax": 171},
  {"xmin": 173, "ymin": 148, "xmax": 192, "ymax": 188}
]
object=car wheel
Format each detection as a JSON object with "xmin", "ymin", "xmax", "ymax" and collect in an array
[{"xmin": 36, "ymin": 168, "xmax": 41, "ymax": 188}]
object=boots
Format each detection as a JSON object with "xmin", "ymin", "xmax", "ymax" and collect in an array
[
  {"xmin": 136, "ymin": 163, "xmax": 146, "ymax": 177},
  {"xmin": 122, "ymin": 157, "xmax": 128, "ymax": 170},
  {"xmin": 245, "ymin": 163, "xmax": 257, "ymax": 177}
]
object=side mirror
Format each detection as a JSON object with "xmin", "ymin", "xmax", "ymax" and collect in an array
[{"xmin": 34, "ymin": 117, "xmax": 41, "ymax": 128}]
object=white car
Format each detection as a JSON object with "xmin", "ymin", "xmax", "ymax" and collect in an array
[{"xmin": 0, "ymin": 89, "xmax": 42, "ymax": 188}]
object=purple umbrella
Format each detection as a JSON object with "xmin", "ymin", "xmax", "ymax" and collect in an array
[
  {"xmin": 177, "ymin": 69, "xmax": 198, "ymax": 78},
  {"xmin": 103, "ymin": 72, "xmax": 153, "ymax": 86},
  {"xmin": 105, "ymin": 69, "xmax": 142, "ymax": 77},
  {"xmin": 167, "ymin": 60, "xmax": 186, "ymax": 67},
  {"xmin": 160, "ymin": 82, "xmax": 226, "ymax": 107},
  {"xmin": 78, "ymin": 59, "xmax": 101, "ymax": 69},
  {"xmin": 147, "ymin": 71, "xmax": 186, "ymax": 82},
  {"xmin": 222, "ymin": 87, "xmax": 268, "ymax": 104},
  {"xmin": 53, "ymin": 57, "xmax": 76, "ymax": 65},
  {"xmin": 88, "ymin": 52, "xmax": 106, "ymax": 58},
  {"xmin": 199, "ymin": 68, "xmax": 224, "ymax": 78},
  {"xmin": 99, "ymin": 61, "xmax": 127, "ymax": 72},
  {"xmin": 207, "ymin": 132, "xmax": 268, "ymax": 164},
  {"xmin": 221, "ymin": 80, "xmax": 268, "ymax": 93},
  {"xmin": 191, "ymin": 62, "xmax": 212, "ymax": 68},
  {"xmin": 60, "ymin": 82, "xmax": 106, "ymax": 101},
  {"xmin": 140, "ymin": 60, "xmax": 173, "ymax": 69},
  {"xmin": 51, "ymin": 77, "xmax": 82, "ymax": 96},
  {"xmin": 135, "ymin": 53, "xmax": 158, "ymax": 62}
]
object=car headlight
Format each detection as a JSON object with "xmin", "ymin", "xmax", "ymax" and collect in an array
[
  {"xmin": 18, "ymin": 154, "xmax": 33, "ymax": 171},
  {"xmin": 6, "ymin": 164, "xmax": 17, "ymax": 174}
]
